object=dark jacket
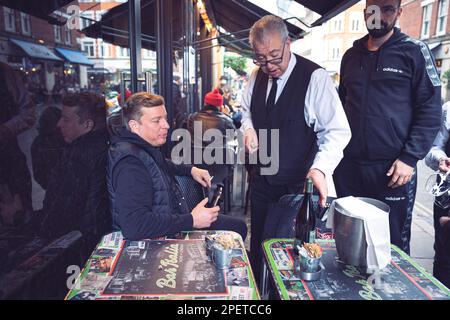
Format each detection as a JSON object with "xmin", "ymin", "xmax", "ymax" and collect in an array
[
  {"xmin": 187, "ymin": 106, "xmax": 236, "ymax": 145},
  {"xmin": 39, "ymin": 128, "xmax": 111, "ymax": 247},
  {"xmin": 339, "ymin": 28, "xmax": 441, "ymax": 167},
  {"xmin": 107, "ymin": 128, "xmax": 194, "ymax": 240},
  {"xmin": 31, "ymin": 133, "xmax": 66, "ymax": 190},
  {"xmin": 31, "ymin": 106, "xmax": 66, "ymax": 190}
]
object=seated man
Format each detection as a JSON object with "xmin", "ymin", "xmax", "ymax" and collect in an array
[
  {"xmin": 108, "ymin": 92, "xmax": 246, "ymax": 240},
  {"xmin": 39, "ymin": 92, "xmax": 111, "ymax": 257},
  {"xmin": 187, "ymin": 88, "xmax": 235, "ymax": 143}
]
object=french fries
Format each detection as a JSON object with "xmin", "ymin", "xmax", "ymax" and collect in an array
[
  {"xmin": 212, "ymin": 234, "xmax": 236, "ymax": 250},
  {"xmin": 302, "ymin": 243, "xmax": 322, "ymax": 258}
]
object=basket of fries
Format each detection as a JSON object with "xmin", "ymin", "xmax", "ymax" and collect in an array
[
  {"xmin": 294, "ymin": 243, "xmax": 324, "ymax": 280},
  {"xmin": 205, "ymin": 233, "xmax": 239, "ymax": 269}
]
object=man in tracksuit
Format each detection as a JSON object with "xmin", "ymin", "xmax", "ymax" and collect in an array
[{"xmin": 334, "ymin": 0, "xmax": 442, "ymax": 254}]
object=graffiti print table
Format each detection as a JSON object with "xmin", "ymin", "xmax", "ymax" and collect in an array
[
  {"xmin": 66, "ymin": 231, "xmax": 259, "ymax": 300},
  {"xmin": 262, "ymin": 239, "xmax": 450, "ymax": 300}
]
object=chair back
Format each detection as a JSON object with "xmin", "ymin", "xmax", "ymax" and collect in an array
[{"xmin": 174, "ymin": 175, "xmax": 206, "ymax": 212}]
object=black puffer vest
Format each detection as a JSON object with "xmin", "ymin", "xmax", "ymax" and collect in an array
[{"xmin": 107, "ymin": 130, "xmax": 189, "ymax": 230}]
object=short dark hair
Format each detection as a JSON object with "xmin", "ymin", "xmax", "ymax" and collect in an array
[
  {"xmin": 62, "ymin": 92, "xmax": 107, "ymax": 129},
  {"xmin": 367, "ymin": 0, "xmax": 402, "ymax": 7},
  {"xmin": 123, "ymin": 92, "xmax": 165, "ymax": 124}
]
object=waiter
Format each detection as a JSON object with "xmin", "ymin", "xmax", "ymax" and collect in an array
[{"xmin": 241, "ymin": 15, "xmax": 351, "ymax": 285}]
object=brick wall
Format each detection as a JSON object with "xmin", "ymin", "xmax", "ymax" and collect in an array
[
  {"xmin": 400, "ymin": 0, "xmax": 450, "ymax": 40},
  {"xmin": 399, "ymin": 0, "xmax": 423, "ymax": 38}
]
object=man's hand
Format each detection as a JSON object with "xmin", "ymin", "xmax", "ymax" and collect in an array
[
  {"xmin": 244, "ymin": 128, "xmax": 259, "ymax": 154},
  {"xmin": 191, "ymin": 167, "xmax": 212, "ymax": 188},
  {"xmin": 306, "ymin": 169, "xmax": 328, "ymax": 208},
  {"xmin": 439, "ymin": 216, "xmax": 450, "ymax": 227},
  {"xmin": 438, "ymin": 157, "xmax": 450, "ymax": 172},
  {"xmin": 386, "ymin": 159, "xmax": 414, "ymax": 188},
  {"xmin": 191, "ymin": 198, "xmax": 220, "ymax": 229}
]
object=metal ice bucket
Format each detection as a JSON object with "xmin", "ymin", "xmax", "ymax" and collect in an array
[{"xmin": 333, "ymin": 197, "xmax": 390, "ymax": 268}]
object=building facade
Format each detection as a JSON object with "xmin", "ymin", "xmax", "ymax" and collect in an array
[
  {"xmin": 400, "ymin": 0, "xmax": 450, "ymax": 99},
  {"xmin": 291, "ymin": 0, "xmax": 366, "ymax": 84},
  {"xmin": 0, "ymin": 3, "xmax": 90, "ymax": 96},
  {"xmin": 78, "ymin": 0, "xmax": 157, "ymax": 91}
]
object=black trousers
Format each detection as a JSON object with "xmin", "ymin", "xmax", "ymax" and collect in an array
[
  {"xmin": 249, "ymin": 175, "xmax": 301, "ymax": 287},
  {"xmin": 209, "ymin": 214, "xmax": 248, "ymax": 242},
  {"xmin": 333, "ymin": 159, "xmax": 417, "ymax": 254},
  {"xmin": 432, "ymin": 204, "xmax": 450, "ymax": 289}
]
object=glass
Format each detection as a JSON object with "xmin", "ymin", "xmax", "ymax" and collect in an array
[{"xmin": 252, "ymin": 40, "xmax": 286, "ymax": 67}]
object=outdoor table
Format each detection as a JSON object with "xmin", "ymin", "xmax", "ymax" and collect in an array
[
  {"xmin": 262, "ymin": 238, "xmax": 450, "ymax": 300},
  {"xmin": 66, "ymin": 231, "xmax": 259, "ymax": 300}
]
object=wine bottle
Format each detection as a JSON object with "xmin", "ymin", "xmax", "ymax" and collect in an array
[{"xmin": 294, "ymin": 177, "xmax": 316, "ymax": 255}]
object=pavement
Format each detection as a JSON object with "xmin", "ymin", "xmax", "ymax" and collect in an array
[{"xmin": 410, "ymin": 160, "xmax": 436, "ymax": 274}]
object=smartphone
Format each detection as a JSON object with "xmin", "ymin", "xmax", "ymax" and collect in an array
[{"xmin": 208, "ymin": 185, "xmax": 223, "ymax": 208}]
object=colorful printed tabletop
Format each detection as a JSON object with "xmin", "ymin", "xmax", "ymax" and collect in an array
[
  {"xmin": 65, "ymin": 231, "xmax": 259, "ymax": 300},
  {"xmin": 262, "ymin": 239, "xmax": 450, "ymax": 300}
]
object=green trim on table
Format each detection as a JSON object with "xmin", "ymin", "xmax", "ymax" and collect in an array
[
  {"xmin": 240, "ymin": 242, "xmax": 261, "ymax": 300},
  {"xmin": 67, "ymin": 231, "xmax": 260, "ymax": 300},
  {"xmin": 390, "ymin": 244, "xmax": 450, "ymax": 296},
  {"xmin": 262, "ymin": 238, "xmax": 293, "ymax": 300},
  {"xmin": 263, "ymin": 239, "xmax": 450, "ymax": 300}
]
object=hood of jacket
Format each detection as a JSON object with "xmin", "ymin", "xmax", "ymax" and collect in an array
[{"xmin": 353, "ymin": 27, "xmax": 409, "ymax": 71}]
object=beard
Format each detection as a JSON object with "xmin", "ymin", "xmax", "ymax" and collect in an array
[{"xmin": 366, "ymin": 19, "xmax": 396, "ymax": 38}]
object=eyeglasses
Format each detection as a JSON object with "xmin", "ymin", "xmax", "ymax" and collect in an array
[{"xmin": 252, "ymin": 41, "xmax": 286, "ymax": 67}]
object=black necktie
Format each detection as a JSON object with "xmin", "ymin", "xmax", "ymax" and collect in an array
[{"xmin": 266, "ymin": 77, "xmax": 278, "ymax": 111}]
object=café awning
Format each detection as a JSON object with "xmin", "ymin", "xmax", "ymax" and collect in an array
[
  {"xmin": 0, "ymin": 0, "xmax": 74, "ymax": 25},
  {"xmin": 55, "ymin": 48, "xmax": 94, "ymax": 66},
  {"xmin": 294, "ymin": 0, "xmax": 361, "ymax": 27},
  {"xmin": 203, "ymin": 0, "xmax": 304, "ymax": 56},
  {"xmin": 10, "ymin": 38, "xmax": 63, "ymax": 61},
  {"xmin": 218, "ymin": 35, "xmax": 253, "ymax": 57},
  {"xmin": 207, "ymin": 0, "xmax": 305, "ymax": 40},
  {"xmin": 428, "ymin": 42, "xmax": 442, "ymax": 51},
  {"xmin": 83, "ymin": 0, "xmax": 182, "ymax": 51}
]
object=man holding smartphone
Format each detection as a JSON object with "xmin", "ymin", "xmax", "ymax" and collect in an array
[{"xmin": 107, "ymin": 92, "xmax": 247, "ymax": 241}]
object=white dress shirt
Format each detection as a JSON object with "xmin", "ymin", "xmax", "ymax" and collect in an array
[
  {"xmin": 240, "ymin": 53, "xmax": 351, "ymax": 178},
  {"xmin": 425, "ymin": 101, "xmax": 450, "ymax": 171}
]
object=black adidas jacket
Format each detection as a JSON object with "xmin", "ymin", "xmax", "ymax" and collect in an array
[{"xmin": 339, "ymin": 27, "xmax": 441, "ymax": 167}]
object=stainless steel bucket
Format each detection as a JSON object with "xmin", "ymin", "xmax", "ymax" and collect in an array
[{"xmin": 333, "ymin": 197, "xmax": 390, "ymax": 268}]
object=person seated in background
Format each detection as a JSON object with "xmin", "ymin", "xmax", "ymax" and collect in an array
[
  {"xmin": 186, "ymin": 89, "xmax": 238, "ymax": 209},
  {"xmin": 218, "ymin": 88, "xmax": 242, "ymax": 129},
  {"xmin": 38, "ymin": 92, "xmax": 111, "ymax": 259},
  {"xmin": 107, "ymin": 92, "xmax": 247, "ymax": 241},
  {"xmin": 31, "ymin": 106, "xmax": 66, "ymax": 190},
  {"xmin": 425, "ymin": 100, "xmax": 450, "ymax": 289},
  {"xmin": 187, "ymin": 88, "xmax": 236, "ymax": 146}
]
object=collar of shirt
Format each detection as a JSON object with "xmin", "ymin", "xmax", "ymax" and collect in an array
[{"xmin": 267, "ymin": 52, "xmax": 297, "ymax": 103}]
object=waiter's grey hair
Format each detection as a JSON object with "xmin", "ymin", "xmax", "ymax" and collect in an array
[{"xmin": 249, "ymin": 15, "xmax": 289, "ymax": 48}]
